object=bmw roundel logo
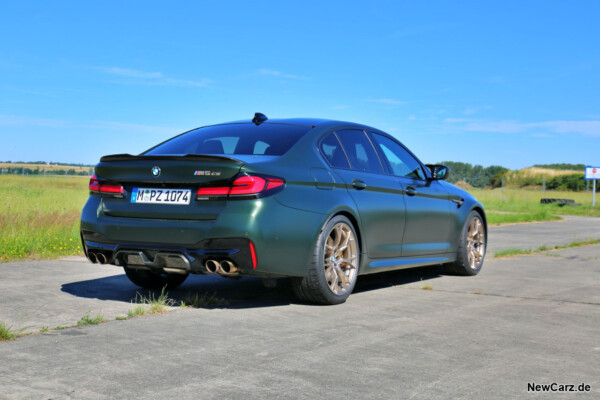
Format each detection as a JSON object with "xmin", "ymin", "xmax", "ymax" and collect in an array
[{"xmin": 151, "ymin": 166, "xmax": 161, "ymax": 177}]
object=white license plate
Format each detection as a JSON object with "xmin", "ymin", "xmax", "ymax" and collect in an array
[{"xmin": 131, "ymin": 188, "xmax": 191, "ymax": 205}]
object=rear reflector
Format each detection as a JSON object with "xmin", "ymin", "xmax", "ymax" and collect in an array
[
  {"xmin": 196, "ymin": 174, "xmax": 284, "ymax": 199},
  {"xmin": 249, "ymin": 240, "xmax": 257, "ymax": 269},
  {"xmin": 89, "ymin": 174, "xmax": 124, "ymax": 197}
]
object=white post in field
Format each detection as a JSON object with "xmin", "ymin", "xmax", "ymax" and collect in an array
[{"xmin": 584, "ymin": 166, "xmax": 599, "ymax": 207}]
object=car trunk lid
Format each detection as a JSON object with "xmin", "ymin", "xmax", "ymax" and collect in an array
[{"xmin": 94, "ymin": 154, "xmax": 245, "ymax": 220}]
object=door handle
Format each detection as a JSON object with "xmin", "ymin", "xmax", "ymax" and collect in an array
[
  {"xmin": 452, "ymin": 198, "xmax": 464, "ymax": 207},
  {"xmin": 406, "ymin": 186, "xmax": 417, "ymax": 196},
  {"xmin": 352, "ymin": 180, "xmax": 367, "ymax": 190}
]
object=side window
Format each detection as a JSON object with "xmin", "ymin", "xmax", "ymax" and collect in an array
[
  {"xmin": 371, "ymin": 133, "xmax": 425, "ymax": 180},
  {"xmin": 320, "ymin": 133, "xmax": 350, "ymax": 169},
  {"xmin": 335, "ymin": 130, "xmax": 383, "ymax": 174}
]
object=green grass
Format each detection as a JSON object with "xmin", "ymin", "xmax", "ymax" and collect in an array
[
  {"xmin": 127, "ymin": 305, "xmax": 147, "ymax": 317},
  {"xmin": 0, "ymin": 175, "xmax": 88, "ymax": 262},
  {"xmin": 182, "ymin": 292, "xmax": 230, "ymax": 308},
  {"xmin": 486, "ymin": 209, "xmax": 561, "ymax": 225},
  {"xmin": 494, "ymin": 248, "xmax": 533, "ymax": 258},
  {"xmin": 494, "ymin": 238, "xmax": 600, "ymax": 258},
  {"xmin": 551, "ymin": 238, "xmax": 600, "ymax": 250},
  {"xmin": 77, "ymin": 311, "xmax": 105, "ymax": 326},
  {"xmin": 471, "ymin": 188, "xmax": 600, "ymax": 218},
  {"xmin": 0, "ymin": 321, "xmax": 19, "ymax": 341},
  {"xmin": 128, "ymin": 288, "xmax": 175, "ymax": 317},
  {"xmin": 115, "ymin": 316, "xmax": 127, "ymax": 321}
]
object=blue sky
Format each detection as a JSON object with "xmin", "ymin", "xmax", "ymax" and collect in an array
[{"xmin": 1, "ymin": 1, "xmax": 599, "ymax": 169}]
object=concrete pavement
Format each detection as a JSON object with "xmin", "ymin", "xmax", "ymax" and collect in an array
[{"xmin": 0, "ymin": 217, "xmax": 599, "ymax": 399}]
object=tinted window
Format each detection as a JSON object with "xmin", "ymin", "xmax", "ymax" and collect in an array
[
  {"xmin": 320, "ymin": 133, "xmax": 350, "ymax": 169},
  {"xmin": 144, "ymin": 123, "xmax": 311, "ymax": 156},
  {"xmin": 335, "ymin": 130, "xmax": 383, "ymax": 174},
  {"xmin": 371, "ymin": 133, "xmax": 425, "ymax": 179}
]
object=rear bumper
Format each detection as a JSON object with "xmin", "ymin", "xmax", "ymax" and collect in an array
[
  {"xmin": 80, "ymin": 195, "xmax": 326, "ymax": 277},
  {"xmin": 82, "ymin": 234, "xmax": 255, "ymax": 274}
]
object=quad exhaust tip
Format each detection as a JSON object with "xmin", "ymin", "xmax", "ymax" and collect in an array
[
  {"xmin": 88, "ymin": 251, "xmax": 109, "ymax": 265},
  {"xmin": 205, "ymin": 259, "xmax": 239, "ymax": 275},
  {"xmin": 97, "ymin": 253, "xmax": 108, "ymax": 264},
  {"xmin": 221, "ymin": 260, "xmax": 236, "ymax": 274},
  {"xmin": 205, "ymin": 259, "xmax": 220, "ymax": 274}
]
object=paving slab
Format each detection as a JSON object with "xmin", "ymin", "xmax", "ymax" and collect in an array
[{"xmin": 487, "ymin": 215, "xmax": 600, "ymax": 253}]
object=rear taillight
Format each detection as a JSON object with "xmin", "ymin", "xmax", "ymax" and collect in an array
[
  {"xmin": 89, "ymin": 174, "xmax": 125, "ymax": 197},
  {"xmin": 196, "ymin": 174, "xmax": 285, "ymax": 200}
]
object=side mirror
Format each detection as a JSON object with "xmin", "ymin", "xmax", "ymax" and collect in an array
[{"xmin": 426, "ymin": 164, "xmax": 450, "ymax": 180}]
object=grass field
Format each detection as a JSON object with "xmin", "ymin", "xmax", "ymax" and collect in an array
[
  {"xmin": 0, "ymin": 162, "xmax": 92, "ymax": 173},
  {"xmin": 0, "ymin": 175, "xmax": 88, "ymax": 262},
  {"xmin": 0, "ymin": 176, "xmax": 598, "ymax": 262},
  {"xmin": 470, "ymin": 188, "xmax": 600, "ymax": 223}
]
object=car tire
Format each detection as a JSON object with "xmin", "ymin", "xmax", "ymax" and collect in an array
[
  {"xmin": 292, "ymin": 215, "xmax": 360, "ymax": 305},
  {"xmin": 124, "ymin": 267, "xmax": 188, "ymax": 290},
  {"xmin": 445, "ymin": 210, "xmax": 486, "ymax": 276}
]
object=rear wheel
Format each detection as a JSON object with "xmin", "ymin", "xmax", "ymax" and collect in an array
[
  {"xmin": 292, "ymin": 215, "xmax": 359, "ymax": 305},
  {"xmin": 124, "ymin": 267, "xmax": 188, "ymax": 290},
  {"xmin": 445, "ymin": 210, "xmax": 486, "ymax": 275}
]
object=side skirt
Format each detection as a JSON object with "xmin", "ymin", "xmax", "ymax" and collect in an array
[{"xmin": 358, "ymin": 252, "xmax": 457, "ymax": 275}]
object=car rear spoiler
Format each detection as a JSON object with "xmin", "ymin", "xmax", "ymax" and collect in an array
[{"xmin": 99, "ymin": 153, "xmax": 244, "ymax": 164}]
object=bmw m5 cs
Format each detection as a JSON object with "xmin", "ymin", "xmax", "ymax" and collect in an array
[{"xmin": 80, "ymin": 113, "xmax": 487, "ymax": 304}]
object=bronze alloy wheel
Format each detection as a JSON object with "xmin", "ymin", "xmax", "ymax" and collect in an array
[
  {"xmin": 466, "ymin": 216, "xmax": 485, "ymax": 269},
  {"xmin": 323, "ymin": 222, "xmax": 358, "ymax": 295}
]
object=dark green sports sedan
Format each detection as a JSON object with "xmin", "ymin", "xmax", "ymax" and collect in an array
[{"xmin": 80, "ymin": 113, "xmax": 487, "ymax": 304}]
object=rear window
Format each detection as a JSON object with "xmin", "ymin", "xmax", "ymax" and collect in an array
[{"xmin": 144, "ymin": 123, "xmax": 311, "ymax": 156}]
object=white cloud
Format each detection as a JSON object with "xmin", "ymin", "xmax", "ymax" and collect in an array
[
  {"xmin": 368, "ymin": 98, "xmax": 406, "ymax": 106},
  {"xmin": 538, "ymin": 120, "xmax": 600, "ymax": 136},
  {"xmin": 258, "ymin": 69, "xmax": 308, "ymax": 80},
  {"xmin": 88, "ymin": 121, "xmax": 180, "ymax": 136},
  {"xmin": 443, "ymin": 118, "xmax": 600, "ymax": 137},
  {"xmin": 0, "ymin": 114, "xmax": 69, "ymax": 128},
  {"xmin": 0, "ymin": 114, "xmax": 182, "ymax": 137},
  {"xmin": 98, "ymin": 66, "xmax": 211, "ymax": 87},
  {"xmin": 103, "ymin": 67, "xmax": 163, "ymax": 79},
  {"xmin": 162, "ymin": 77, "xmax": 212, "ymax": 87}
]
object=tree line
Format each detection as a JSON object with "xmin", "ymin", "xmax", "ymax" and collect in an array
[
  {"xmin": 439, "ymin": 161, "xmax": 508, "ymax": 188},
  {"xmin": 439, "ymin": 162, "xmax": 590, "ymax": 191}
]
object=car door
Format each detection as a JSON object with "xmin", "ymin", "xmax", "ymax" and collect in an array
[
  {"xmin": 369, "ymin": 132, "xmax": 454, "ymax": 257},
  {"xmin": 320, "ymin": 129, "xmax": 406, "ymax": 259}
]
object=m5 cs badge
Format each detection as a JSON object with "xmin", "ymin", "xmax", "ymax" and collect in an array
[{"xmin": 194, "ymin": 170, "xmax": 221, "ymax": 176}]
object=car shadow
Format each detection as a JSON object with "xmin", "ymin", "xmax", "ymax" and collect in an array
[{"xmin": 61, "ymin": 265, "xmax": 445, "ymax": 309}]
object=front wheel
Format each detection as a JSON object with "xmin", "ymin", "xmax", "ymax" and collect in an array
[
  {"xmin": 445, "ymin": 210, "xmax": 486, "ymax": 276},
  {"xmin": 124, "ymin": 267, "xmax": 188, "ymax": 290},
  {"xmin": 292, "ymin": 215, "xmax": 359, "ymax": 305}
]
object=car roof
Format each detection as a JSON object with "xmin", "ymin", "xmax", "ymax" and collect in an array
[{"xmin": 210, "ymin": 117, "xmax": 379, "ymax": 131}]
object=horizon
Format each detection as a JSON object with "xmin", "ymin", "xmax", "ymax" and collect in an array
[
  {"xmin": 1, "ymin": 1, "xmax": 599, "ymax": 169},
  {"xmin": 0, "ymin": 159, "xmax": 592, "ymax": 173}
]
